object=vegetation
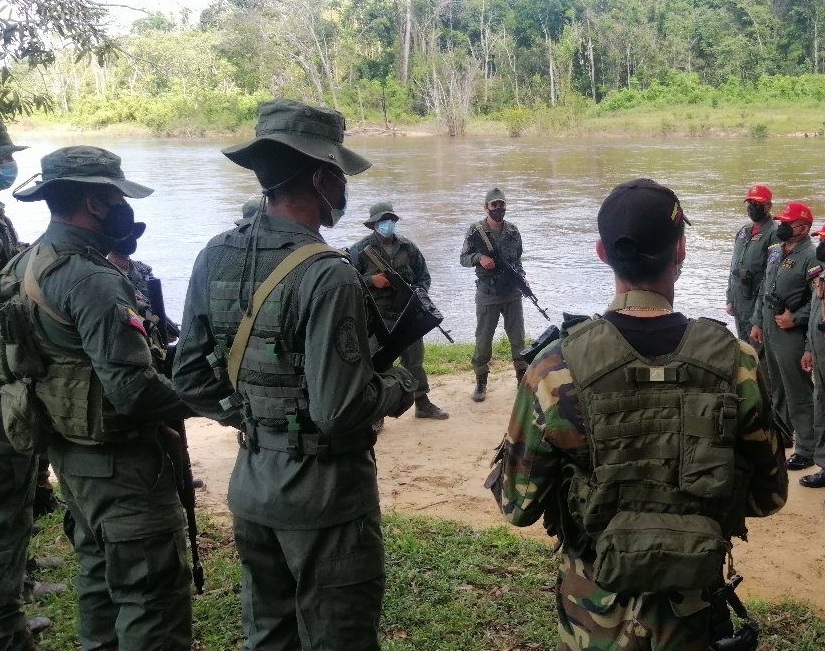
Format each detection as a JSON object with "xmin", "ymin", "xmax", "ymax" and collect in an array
[
  {"xmin": 422, "ymin": 338, "xmax": 517, "ymax": 376},
  {"xmin": 27, "ymin": 510, "xmax": 825, "ymax": 650},
  {"xmin": 13, "ymin": 1, "xmax": 825, "ymax": 135}
]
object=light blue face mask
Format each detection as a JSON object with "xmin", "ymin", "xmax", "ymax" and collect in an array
[
  {"xmin": 0, "ymin": 161, "xmax": 18, "ymax": 190},
  {"xmin": 376, "ymin": 219, "xmax": 396, "ymax": 237}
]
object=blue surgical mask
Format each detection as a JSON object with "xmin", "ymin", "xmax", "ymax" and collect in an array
[
  {"xmin": 376, "ymin": 219, "xmax": 396, "ymax": 237},
  {"xmin": 0, "ymin": 161, "xmax": 18, "ymax": 190}
]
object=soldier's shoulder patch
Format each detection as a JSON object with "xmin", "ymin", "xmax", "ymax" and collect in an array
[
  {"xmin": 335, "ymin": 316, "xmax": 362, "ymax": 365},
  {"xmin": 807, "ymin": 264, "xmax": 823, "ymax": 280},
  {"xmin": 121, "ymin": 304, "xmax": 147, "ymax": 336}
]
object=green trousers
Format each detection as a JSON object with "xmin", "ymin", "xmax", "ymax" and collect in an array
[
  {"xmin": 0, "ymin": 434, "xmax": 35, "ymax": 638},
  {"xmin": 234, "ymin": 509, "xmax": 385, "ymax": 651},
  {"xmin": 763, "ymin": 319, "xmax": 815, "ymax": 458},
  {"xmin": 809, "ymin": 327, "xmax": 825, "ymax": 469},
  {"xmin": 49, "ymin": 438, "xmax": 191, "ymax": 651},
  {"xmin": 382, "ymin": 319, "xmax": 429, "ymax": 397},
  {"xmin": 472, "ymin": 297, "xmax": 526, "ymax": 375}
]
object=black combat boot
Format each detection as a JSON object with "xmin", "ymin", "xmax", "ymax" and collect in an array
[
  {"xmin": 415, "ymin": 395, "xmax": 449, "ymax": 419},
  {"xmin": 471, "ymin": 373, "xmax": 488, "ymax": 402}
]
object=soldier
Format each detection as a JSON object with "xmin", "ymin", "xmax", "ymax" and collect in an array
[
  {"xmin": 10, "ymin": 146, "xmax": 193, "ymax": 651},
  {"xmin": 490, "ymin": 178, "xmax": 787, "ymax": 650},
  {"xmin": 459, "ymin": 187, "xmax": 526, "ymax": 402},
  {"xmin": 172, "ymin": 99, "xmax": 417, "ymax": 650},
  {"xmin": 751, "ymin": 202, "xmax": 819, "ymax": 471},
  {"xmin": 348, "ymin": 202, "xmax": 448, "ymax": 420},
  {"xmin": 799, "ymin": 224, "xmax": 825, "ymax": 489}
]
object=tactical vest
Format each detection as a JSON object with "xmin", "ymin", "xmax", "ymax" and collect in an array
[
  {"xmin": 560, "ymin": 317, "xmax": 750, "ymax": 594},
  {"xmin": 208, "ymin": 229, "xmax": 376, "ymax": 459},
  {"xmin": 1, "ymin": 243, "xmax": 134, "ymax": 447}
]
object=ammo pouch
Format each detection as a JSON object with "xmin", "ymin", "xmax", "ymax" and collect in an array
[
  {"xmin": 0, "ymin": 378, "xmax": 55, "ymax": 454},
  {"xmin": 593, "ymin": 512, "xmax": 728, "ymax": 593}
]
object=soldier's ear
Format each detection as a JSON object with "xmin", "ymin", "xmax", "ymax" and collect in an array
[
  {"xmin": 596, "ymin": 240, "xmax": 608, "ymax": 264},
  {"xmin": 675, "ymin": 235, "xmax": 686, "ymax": 265}
]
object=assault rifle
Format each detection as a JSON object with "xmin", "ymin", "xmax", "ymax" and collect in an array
[
  {"xmin": 709, "ymin": 576, "xmax": 759, "ymax": 651},
  {"xmin": 363, "ymin": 245, "xmax": 454, "ymax": 343},
  {"xmin": 471, "ymin": 227, "xmax": 551, "ymax": 322},
  {"xmin": 146, "ymin": 276, "xmax": 205, "ymax": 594}
]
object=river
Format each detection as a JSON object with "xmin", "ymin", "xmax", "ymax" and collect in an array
[{"xmin": 7, "ymin": 132, "xmax": 824, "ymax": 342}]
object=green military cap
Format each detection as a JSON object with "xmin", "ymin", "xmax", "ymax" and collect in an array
[
  {"xmin": 0, "ymin": 123, "xmax": 27, "ymax": 159},
  {"xmin": 364, "ymin": 201, "xmax": 399, "ymax": 228},
  {"xmin": 485, "ymin": 187, "xmax": 506, "ymax": 204},
  {"xmin": 222, "ymin": 98, "xmax": 371, "ymax": 176},
  {"xmin": 14, "ymin": 145, "xmax": 153, "ymax": 202}
]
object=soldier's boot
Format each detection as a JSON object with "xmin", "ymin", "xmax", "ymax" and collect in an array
[
  {"xmin": 0, "ymin": 628, "xmax": 43, "ymax": 651},
  {"xmin": 25, "ymin": 618, "xmax": 51, "ymax": 636},
  {"xmin": 32, "ymin": 486, "xmax": 63, "ymax": 520},
  {"xmin": 414, "ymin": 395, "xmax": 449, "ymax": 420},
  {"xmin": 29, "ymin": 581, "xmax": 68, "ymax": 601},
  {"xmin": 515, "ymin": 365, "xmax": 526, "ymax": 386},
  {"xmin": 471, "ymin": 373, "xmax": 488, "ymax": 403}
]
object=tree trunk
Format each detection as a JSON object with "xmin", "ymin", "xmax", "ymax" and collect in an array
[{"xmin": 400, "ymin": 0, "xmax": 411, "ymax": 85}]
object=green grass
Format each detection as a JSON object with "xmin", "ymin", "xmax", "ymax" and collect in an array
[
  {"xmin": 26, "ymin": 510, "xmax": 825, "ymax": 650},
  {"xmin": 422, "ymin": 337, "xmax": 520, "ymax": 376}
]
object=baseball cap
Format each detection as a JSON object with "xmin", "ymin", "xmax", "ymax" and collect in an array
[
  {"xmin": 222, "ymin": 99, "xmax": 371, "ymax": 176},
  {"xmin": 598, "ymin": 178, "xmax": 690, "ymax": 259},
  {"xmin": 14, "ymin": 146, "xmax": 153, "ymax": 202},
  {"xmin": 485, "ymin": 187, "xmax": 506, "ymax": 204},
  {"xmin": 775, "ymin": 202, "xmax": 813, "ymax": 224},
  {"xmin": 745, "ymin": 184, "xmax": 772, "ymax": 204}
]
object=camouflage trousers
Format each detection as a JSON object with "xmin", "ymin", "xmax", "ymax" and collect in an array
[{"xmin": 555, "ymin": 554, "xmax": 712, "ymax": 651}]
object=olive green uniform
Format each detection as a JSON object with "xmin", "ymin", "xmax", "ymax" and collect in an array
[
  {"xmin": 348, "ymin": 232, "xmax": 431, "ymax": 396},
  {"xmin": 10, "ymin": 222, "xmax": 191, "ymax": 651},
  {"xmin": 805, "ymin": 273, "xmax": 825, "ymax": 469},
  {"xmin": 727, "ymin": 218, "xmax": 777, "ymax": 338},
  {"xmin": 754, "ymin": 240, "xmax": 819, "ymax": 459},
  {"xmin": 459, "ymin": 219, "xmax": 526, "ymax": 374},
  {"xmin": 173, "ymin": 213, "xmax": 414, "ymax": 650}
]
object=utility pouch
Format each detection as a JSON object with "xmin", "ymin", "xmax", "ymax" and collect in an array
[
  {"xmin": 593, "ymin": 511, "xmax": 728, "ymax": 593},
  {"xmin": 0, "ymin": 378, "xmax": 55, "ymax": 454}
]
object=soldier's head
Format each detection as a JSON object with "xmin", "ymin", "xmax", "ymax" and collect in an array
[
  {"xmin": 484, "ymin": 187, "xmax": 506, "ymax": 222},
  {"xmin": 744, "ymin": 184, "xmax": 772, "ymax": 223},
  {"xmin": 812, "ymin": 222, "xmax": 825, "ymax": 263},
  {"xmin": 222, "ymin": 99, "xmax": 371, "ymax": 229},
  {"xmin": 775, "ymin": 202, "xmax": 813, "ymax": 245},
  {"xmin": 597, "ymin": 178, "xmax": 688, "ymax": 289},
  {"xmin": 365, "ymin": 201, "xmax": 399, "ymax": 240},
  {"xmin": 14, "ymin": 146, "xmax": 152, "ymax": 242},
  {"xmin": 0, "ymin": 122, "xmax": 27, "ymax": 191}
]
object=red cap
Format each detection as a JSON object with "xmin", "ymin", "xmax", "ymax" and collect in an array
[
  {"xmin": 811, "ymin": 223, "xmax": 825, "ymax": 237},
  {"xmin": 744, "ymin": 184, "xmax": 772, "ymax": 204},
  {"xmin": 776, "ymin": 202, "xmax": 814, "ymax": 224}
]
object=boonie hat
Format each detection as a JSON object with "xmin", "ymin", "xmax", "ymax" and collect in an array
[
  {"xmin": 14, "ymin": 146, "xmax": 153, "ymax": 202},
  {"xmin": 364, "ymin": 201, "xmax": 399, "ymax": 228},
  {"xmin": 485, "ymin": 187, "xmax": 506, "ymax": 204},
  {"xmin": 775, "ymin": 202, "xmax": 814, "ymax": 224},
  {"xmin": 745, "ymin": 184, "xmax": 772, "ymax": 204},
  {"xmin": 222, "ymin": 99, "xmax": 371, "ymax": 176},
  {"xmin": 598, "ymin": 178, "xmax": 690, "ymax": 258},
  {"xmin": 0, "ymin": 123, "xmax": 27, "ymax": 159}
]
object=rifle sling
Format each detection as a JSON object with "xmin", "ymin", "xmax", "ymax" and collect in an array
[
  {"xmin": 23, "ymin": 244, "xmax": 74, "ymax": 327},
  {"xmin": 364, "ymin": 245, "xmax": 390, "ymax": 273},
  {"xmin": 227, "ymin": 242, "xmax": 343, "ymax": 388},
  {"xmin": 473, "ymin": 223, "xmax": 496, "ymax": 254}
]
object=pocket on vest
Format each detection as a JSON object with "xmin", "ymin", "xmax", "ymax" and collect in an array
[{"xmin": 593, "ymin": 511, "xmax": 728, "ymax": 594}]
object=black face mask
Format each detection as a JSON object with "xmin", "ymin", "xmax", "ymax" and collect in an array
[
  {"xmin": 816, "ymin": 241, "xmax": 825, "ymax": 262},
  {"xmin": 111, "ymin": 236, "xmax": 138, "ymax": 257},
  {"xmin": 488, "ymin": 207, "xmax": 505, "ymax": 222},
  {"xmin": 102, "ymin": 202, "xmax": 135, "ymax": 241},
  {"xmin": 746, "ymin": 202, "xmax": 767, "ymax": 222},
  {"xmin": 776, "ymin": 222, "xmax": 793, "ymax": 242}
]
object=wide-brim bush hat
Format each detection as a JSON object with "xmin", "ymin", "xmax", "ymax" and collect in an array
[
  {"xmin": 222, "ymin": 98, "xmax": 371, "ymax": 176},
  {"xmin": 364, "ymin": 201, "xmax": 399, "ymax": 227},
  {"xmin": 14, "ymin": 145, "xmax": 153, "ymax": 202}
]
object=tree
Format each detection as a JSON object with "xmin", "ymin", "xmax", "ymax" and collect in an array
[{"xmin": 0, "ymin": 0, "xmax": 115, "ymax": 118}]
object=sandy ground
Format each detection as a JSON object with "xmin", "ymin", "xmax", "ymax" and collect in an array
[{"xmin": 187, "ymin": 370, "xmax": 825, "ymax": 614}]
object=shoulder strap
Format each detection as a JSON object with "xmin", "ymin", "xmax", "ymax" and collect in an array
[
  {"xmin": 364, "ymin": 245, "xmax": 390, "ymax": 272},
  {"xmin": 22, "ymin": 244, "xmax": 73, "ymax": 327},
  {"xmin": 227, "ymin": 242, "xmax": 343, "ymax": 388},
  {"xmin": 473, "ymin": 223, "xmax": 495, "ymax": 253}
]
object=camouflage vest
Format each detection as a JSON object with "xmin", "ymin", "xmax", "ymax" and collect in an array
[
  {"xmin": 1, "ymin": 243, "xmax": 133, "ymax": 447},
  {"xmin": 560, "ymin": 317, "xmax": 749, "ymax": 593}
]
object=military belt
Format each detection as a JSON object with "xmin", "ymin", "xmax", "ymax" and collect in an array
[{"xmin": 247, "ymin": 425, "xmax": 377, "ymax": 459}]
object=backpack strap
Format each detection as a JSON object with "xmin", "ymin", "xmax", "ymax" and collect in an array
[
  {"xmin": 22, "ymin": 244, "xmax": 73, "ymax": 327},
  {"xmin": 227, "ymin": 242, "xmax": 344, "ymax": 388}
]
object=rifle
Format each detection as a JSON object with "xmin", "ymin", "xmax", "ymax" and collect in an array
[
  {"xmin": 363, "ymin": 245, "xmax": 454, "ymax": 343},
  {"xmin": 146, "ymin": 276, "xmax": 205, "ymax": 595},
  {"xmin": 709, "ymin": 576, "xmax": 759, "ymax": 651},
  {"xmin": 471, "ymin": 226, "xmax": 551, "ymax": 321}
]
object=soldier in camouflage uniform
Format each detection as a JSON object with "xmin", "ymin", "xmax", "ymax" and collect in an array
[
  {"xmin": 172, "ymin": 99, "xmax": 417, "ymax": 650},
  {"xmin": 490, "ymin": 179, "xmax": 787, "ymax": 651},
  {"xmin": 348, "ymin": 202, "xmax": 448, "ymax": 419},
  {"xmin": 751, "ymin": 202, "xmax": 819, "ymax": 471},
  {"xmin": 459, "ymin": 187, "xmax": 526, "ymax": 402},
  {"xmin": 11, "ymin": 146, "xmax": 192, "ymax": 651}
]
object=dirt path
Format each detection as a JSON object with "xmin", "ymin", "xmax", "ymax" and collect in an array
[{"xmin": 187, "ymin": 369, "xmax": 825, "ymax": 614}]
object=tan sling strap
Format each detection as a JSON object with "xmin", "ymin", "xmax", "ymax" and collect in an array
[
  {"xmin": 364, "ymin": 245, "xmax": 390, "ymax": 272},
  {"xmin": 227, "ymin": 242, "xmax": 343, "ymax": 388},
  {"xmin": 22, "ymin": 244, "xmax": 73, "ymax": 327},
  {"xmin": 473, "ymin": 223, "xmax": 495, "ymax": 253}
]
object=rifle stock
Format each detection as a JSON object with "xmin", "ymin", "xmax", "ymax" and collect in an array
[{"xmin": 146, "ymin": 277, "xmax": 205, "ymax": 594}]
